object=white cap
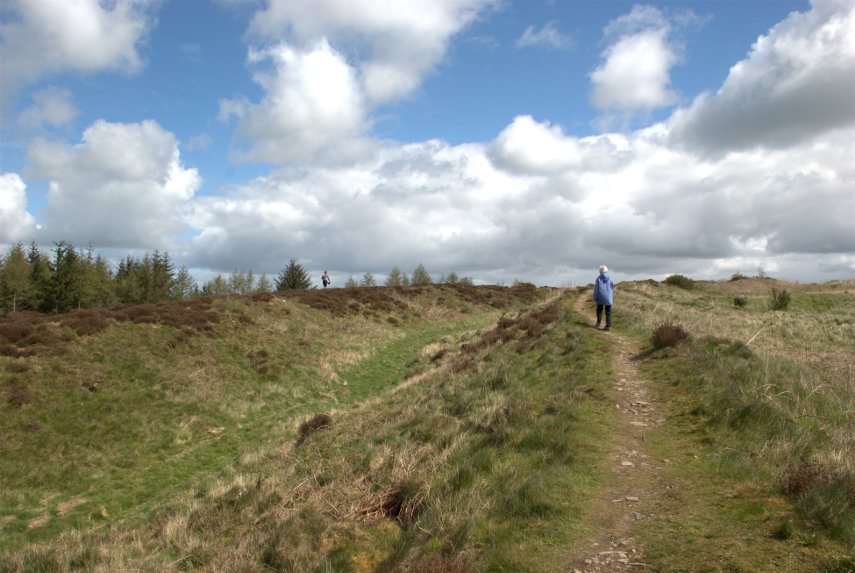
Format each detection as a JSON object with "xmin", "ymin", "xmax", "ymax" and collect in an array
[{"xmin": 599, "ymin": 265, "xmax": 608, "ymax": 274}]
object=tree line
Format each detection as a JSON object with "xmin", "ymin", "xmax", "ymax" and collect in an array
[{"xmin": 0, "ymin": 242, "xmax": 470, "ymax": 316}]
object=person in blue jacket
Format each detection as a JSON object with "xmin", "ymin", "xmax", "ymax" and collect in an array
[{"xmin": 593, "ymin": 265, "xmax": 614, "ymax": 330}]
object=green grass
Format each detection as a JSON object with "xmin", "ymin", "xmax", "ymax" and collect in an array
[
  {"xmin": 614, "ymin": 277, "xmax": 855, "ymax": 570},
  {"xmin": 0, "ymin": 285, "xmax": 539, "ymax": 558},
  {"xmin": 2, "ymin": 278, "xmax": 852, "ymax": 571},
  {"xmin": 0, "ymin": 289, "xmax": 621, "ymax": 571}
]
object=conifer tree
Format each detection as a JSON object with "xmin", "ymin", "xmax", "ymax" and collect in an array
[
  {"xmin": 275, "ymin": 259, "xmax": 312, "ymax": 290},
  {"xmin": 46, "ymin": 241, "xmax": 80, "ymax": 313},
  {"xmin": 27, "ymin": 242, "xmax": 50, "ymax": 311},
  {"xmin": 256, "ymin": 273, "xmax": 273, "ymax": 292},
  {"xmin": 411, "ymin": 263, "xmax": 431, "ymax": 285},
  {"xmin": 385, "ymin": 266, "xmax": 403, "ymax": 286},
  {"xmin": 360, "ymin": 272, "xmax": 376, "ymax": 287},
  {"xmin": 0, "ymin": 242, "xmax": 32, "ymax": 313},
  {"xmin": 172, "ymin": 265, "xmax": 198, "ymax": 299}
]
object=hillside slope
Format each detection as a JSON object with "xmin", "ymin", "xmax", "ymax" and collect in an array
[{"xmin": 1, "ymin": 280, "xmax": 853, "ymax": 571}]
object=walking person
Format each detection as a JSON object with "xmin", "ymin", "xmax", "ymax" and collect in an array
[
  {"xmin": 593, "ymin": 265, "xmax": 614, "ymax": 330},
  {"xmin": 322, "ymin": 271, "xmax": 331, "ymax": 288}
]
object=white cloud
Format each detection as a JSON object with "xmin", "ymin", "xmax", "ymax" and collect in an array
[
  {"xmin": 231, "ymin": 40, "xmax": 371, "ymax": 165},
  {"xmin": 246, "ymin": 0, "xmax": 496, "ymax": 105},
  {"xmin": 0, "ymin": 0, "xmax": 155, "ymax": 94},
  {"xmin": 3, "ymin": 0, "xmax": 853, "ymax": 287},
  {"xmin": 590, "ymin": 27, "xmax": 679, "ymax": 114},
  {"xmin": 18, "ymin": 87, "xmax": 79, "ymax": 131},
  {"xmin": 668, "ymin": 0, "xmax": 855, "ymax": 156},
  {"xmin": 0, "ymin": 173, "xmax": 38, "ymax": 243},
  {"xmin": 26, "ymin": 120, "xmax": 200, "ymax": 249},
  {"xmin": 490, "ymin": 115, "xmax": 587, "ymax": 175},
  {"xmin": 516, "ymin": 21, "xmax": 572, "ymax": 50}
]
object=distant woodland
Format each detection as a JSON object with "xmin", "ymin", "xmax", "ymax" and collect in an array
[{"xmin": 0, "ymin": 241, "xmax": 470, "ymax": 316}]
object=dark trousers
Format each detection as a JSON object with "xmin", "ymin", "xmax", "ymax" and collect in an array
[{"xmin": 596, "ymin": 304, "xmax": 611, "ymax": 327}]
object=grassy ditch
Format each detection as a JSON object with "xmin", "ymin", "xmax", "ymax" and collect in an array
[
  {"xmin": 0, "ymin": 284, "xmax": 543, "ymax": 557},
  {"xmin": 0, "ymin": 288, "xmax": 618, "ymax": 571},
  {"xmin": 612, "ymin": 278, "xmax": 855, "ymax": 570}
]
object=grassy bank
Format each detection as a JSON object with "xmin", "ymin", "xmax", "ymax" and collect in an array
[
  {"xmin": 1, "ymin": 285, "xmax": 620, "ymax": 570},
  {"xmin": 611, "ymin": 277, "xmax": 855, "ymax": 570}
]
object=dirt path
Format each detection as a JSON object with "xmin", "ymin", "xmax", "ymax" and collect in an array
[{"xmin": 566, "ymin": 294, "xmax": 668, "ymax": 572}]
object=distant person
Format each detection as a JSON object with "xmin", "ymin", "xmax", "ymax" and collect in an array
[
  {"xmin": 593, "ymin": 265, "xmax": 614, "ymax": 330},
  {"xmin": 322, "ymin": 271, "xmax": 331, "ymax": 288}
]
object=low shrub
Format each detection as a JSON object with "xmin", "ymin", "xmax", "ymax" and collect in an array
[
  {"xmin": 297, "ymin": 413, "xmax": 332, "ymax": 444},
  {"xmin": 664, "ymin": 274, "xmax": 695, "ymax": 290},
  {"xmin": 769, "ymin": 288, "xmax": 791, "ymax": 310},
  {"xmin": 733, "ymin": 296, "xmax": 748, "ymax": 308},
  {"xmin": 651, "ymin": 321, "xmax": 689, "ymax": 348}
]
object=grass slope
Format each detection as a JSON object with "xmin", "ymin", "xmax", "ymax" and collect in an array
[
  {"xmin": 1, "ymin": 278, "xmax": 853, "ymax": 571},
  {"xmin": 608, "ymin": 277, "xmax": 855, "ymax": 571},
  {"xmin": 0, "ymin": 285, "xmax": 543, "ymax": 559}
]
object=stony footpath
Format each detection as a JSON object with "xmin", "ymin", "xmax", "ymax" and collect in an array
[{"xmin": 567, "ymin": 295, "xmax": 670, "ymax": 572}]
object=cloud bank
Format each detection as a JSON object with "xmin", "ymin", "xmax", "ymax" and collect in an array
[{"xmin": 2, "ymin": 0, "xmax": 853, "ymax": 287}]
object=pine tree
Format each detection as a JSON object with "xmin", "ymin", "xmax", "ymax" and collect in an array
[
  {"xmin": 77, "ymin": 247, "xmax": 114, "ymax": 308},
  {"xmin": 345, "ymin": 275, "xmax": 358, "ymax": 288},
  {"xmin": 202, "ymin": 274, "xmax": 230, "ymax": 296},
  {"xmin": 256, "ymin": 273, "xmax": 273, "ymax": 292},
  {"xmin": 411, "ymin": 263, "xmax": 431, "ymax": 285},
  {"xmin": 172, "ymin": 265, "xmax": 198, "ymax": 299},
  {"xmin": 276, "ymin": 259, "xmax": 312, "ymax": 290},
  {"xmin": 46, "ymin": 241, "xmax": 80, "ymax": 313},
  {"xmin": 0, "ymin": 242, "xmax": 32, "ymax": 313},
  {"xmin": 360, "ymin": 272, "xmax": 376, "ymax": 287},
  {"xmin": 27, "ymin": 242, "xmax": 50, "ymax": 311},
  {"xmin": 385, "ymin": 266, "xmax": 403, "ymax": 287},
  {"xmin": 115, "ymin": 255, "xmax": 144, "ymax": 304},
  {"xmin": 229, "ymin": 269, "xmax": 247, "ymax": 294},
  {"xmin": 149, "ymin": 250, "xmax": 174, "ymax": 302}
]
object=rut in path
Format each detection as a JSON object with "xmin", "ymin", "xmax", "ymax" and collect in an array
[{"xmin": 566, "ymin": 294, "xmax": 671, "ymax": 572}]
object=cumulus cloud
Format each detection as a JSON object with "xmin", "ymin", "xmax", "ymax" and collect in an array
[
  {"xmin": 18, "ymin": 87, "xmax": 78, "ymax": 131},
  {"xmin": 229, "ymin": 40, "xmax": 371, "ymax": 165},
  {"xmin": 668, "ymin": 0, "xmax": 855, "ymax": 156},
  {"xmin": 3, "ymin": 0, "xmax": 853, "ymax": 286},
  {"xmin": 516, "ymin": 21, "xmax": 573, "ymax": 50},
  {"xmin": 247, "ymin": 0, "xmax": 497, "ymax": 105},
  {"xmin": 0, "ymin": 0, "xmax": 155, "ymax": 94},
  {"xmin": 222, "ymin": 0, "xmax": 499, "ymax": 167},
  {"xmin": 0, "ymin": 173, "xmax": 38, "ymax": 243},
  {"xmin": 590, "ymin": 5, "xmax": 680, "ymax": 117},
  {"xmin": 26, "ymin": 120, "xmax": 201, "ymax": 249},
  {"xmin": 490, "ymin": 115, "xmax": 588, "ymax": 175},
  {"xmin": 181, "ymin": 99, "xmax": 854, "ymax": 284}
]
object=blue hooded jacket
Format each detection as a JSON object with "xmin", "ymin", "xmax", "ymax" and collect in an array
[{"xmin": 593, "ymin": 273, "xmax": 614, "ymax": 305}]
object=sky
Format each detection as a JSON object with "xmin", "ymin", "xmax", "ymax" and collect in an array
[{"xmin": 1, "ymin": 0, "xmax": 853, "ymax": 288}]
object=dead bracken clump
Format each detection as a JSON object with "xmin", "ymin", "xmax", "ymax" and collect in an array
[
  {"xmin": 651, "ymin": 321, "xmax": 690, "ymax": 349},
  {"xmin": 297, "ymin": 413, "xmax": 332, "ymax": 445},
  {"xmin": 782, "ymin": 458, "xmax": 833, "ymax": 497},
  {"xmin": 357, "ymin": 479, "xmax": 426, "ymax": 528}
]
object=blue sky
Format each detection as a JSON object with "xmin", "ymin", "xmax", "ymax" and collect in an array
[{"xmin": 1, "ymin": 0, "xmax": 853, "ymax": 287}]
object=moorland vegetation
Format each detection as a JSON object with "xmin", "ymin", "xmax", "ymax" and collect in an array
[{"xmin": 0, "ymin": 275, "xmax": 852, "ymax": 571}]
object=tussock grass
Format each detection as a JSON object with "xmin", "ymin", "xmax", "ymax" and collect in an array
[{"xmin": 618, "ymin": 277, "xmax": 855, "ymax": 554}]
